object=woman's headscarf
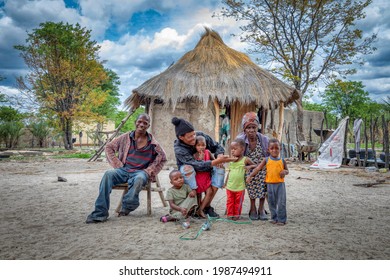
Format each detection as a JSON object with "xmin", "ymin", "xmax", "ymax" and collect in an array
[{"xmin": 241, "ymin": 112, "xmax": 260, "ymax": 130}]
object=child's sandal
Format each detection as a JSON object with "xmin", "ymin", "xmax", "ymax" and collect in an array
[{"xmin": 160, "ymin": 214, "xmax": 169, "ymax": 223}]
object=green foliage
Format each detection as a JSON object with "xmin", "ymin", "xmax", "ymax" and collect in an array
[
  {"xmin": 218, "ymin": 0, "xmax": 377, "ymax": 139},
  {"xmin": 0, "ymin": 106, "xmax": 26, "ymax": 122},
  {"xmin": 218, "ymin": 0, "xmax": 377, "ymax": 95},
  {"xmin": 0, "ymin": 121, "xmax": 24, "ymax": 148},
  {"xmin": 302, "ymin": 101, "xmax": 326, "ymax": 112},
  {"xmin": 28, "ymin": 121, "xmax": 52, "ymax": 148},
  {"xmin": 302, "ymin": 100, "xmax": 337, "ymax": 129},
  {"xmin": 92, "ymin": 68, "xmax": 121, "ymax": 119},
  {"xmin": 0, "ymin": 106, "xmax": 26, "ymax": 148},
  {"xmin": 52, "ymin": 152, "xmax": 93, "ymax": 159},
  {"xmin": 381, "ymin": 96, "xmax": 390, "ymax": 116},
  {"xmin": 0, "ymin": 75, "xmax": 5, "ymax": 101},
  {"xmin": 115, "ymin": 107, "xmax": 145, "ymax": 133},
  {"xmin": 320, "ymin": 80, "xmax": 373, "ymax": 119},
  {"xmin": 15, "ymin": 21, "xmax": 110, "ymax": 149}
]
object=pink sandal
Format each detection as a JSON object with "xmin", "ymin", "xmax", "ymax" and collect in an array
[{"xmin": 160, "ymin": 215, "xmax": 169, "ymax": 223}]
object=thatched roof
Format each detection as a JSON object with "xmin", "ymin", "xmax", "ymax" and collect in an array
[{"xmin": 126, "ymin": 28, "xmax": 300, "ymax": 110}]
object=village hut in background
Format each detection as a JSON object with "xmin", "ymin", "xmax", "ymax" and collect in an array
[{"xmin": 125, "ymin": 28, "xmax": 300, "ymax": 164}]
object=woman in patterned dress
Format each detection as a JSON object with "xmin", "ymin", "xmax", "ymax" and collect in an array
[{"xmin": 237, "ymin": 112, "xmax": 270, "ymax": 220}]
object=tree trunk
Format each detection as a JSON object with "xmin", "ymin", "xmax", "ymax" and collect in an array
[
  {"xmin": 296, "ymin": 98, "xmax": 305, "ymax": 141},
  {"xmin": 61, "ymin": 117, "xmax": 73, "ymax": 150}
]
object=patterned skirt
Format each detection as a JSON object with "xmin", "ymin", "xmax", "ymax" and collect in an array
[
  {"xmin": 245, "ymin": 138, "xmax": 267, "ymax": 199},
  {"xmin": 245, "ymin": 168, "xmax": 267, "ymax": 199}
]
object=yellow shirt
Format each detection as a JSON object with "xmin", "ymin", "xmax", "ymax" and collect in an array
[{"xmin": 265, "ymin": 157, "xmax": 285, "ymax": 183}]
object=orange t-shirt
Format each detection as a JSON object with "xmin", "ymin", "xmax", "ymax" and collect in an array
[{"xmin": 265, "ymin": 157, "xmax": 285, "ymax": 183}]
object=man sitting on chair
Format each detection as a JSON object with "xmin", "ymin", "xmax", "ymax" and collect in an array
[{"xmin": 86, "ymin": 113, "xmax": 167, "ymax": 224}]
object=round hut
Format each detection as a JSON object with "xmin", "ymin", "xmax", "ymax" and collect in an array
[{"xmin": 125, "ymin": 28, "xmax": 299, "ymax": 164}]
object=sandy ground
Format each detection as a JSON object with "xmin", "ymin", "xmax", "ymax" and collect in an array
[{"xmin": 0, "ymin": 157, "xmax": 389, "ymax": 260}]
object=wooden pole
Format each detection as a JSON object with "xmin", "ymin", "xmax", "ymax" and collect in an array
[
  {"xmin": 370, "ymin": 115, "xmax": 379, "ymax": 168},
  {"xmin": 286, "ymin": 122, "xmax": 291, "ymax": 157},
  {"xmin": 270, "ymin": 106, "xmax": 275, "ymax": 133},
  {"xmin": 277, "ymin": 102, "xmax": 284, "ymax": 142},
  {"xmin": 88, "ymin": 107, "xmax": 136, "ymax": 162},
  {"xmin": 261, "ymin": 109, "xmax": 266, "ymax": 134},
  {"xmin": 320, "ymin": 117, "xmax": 324, "ymax": 144},
  {"xmin": 148, "ymin": 98, "xmax": 154, "ymax": 133},
  {"xmin": 309, "ymin": 118, "xmax": 312, "ymax": 161},
  {"xmin": 364, "ymin": 118, "xmax": 368, "ymax": 167},
  {"xmin": 342, "ymin": 117, "xmax": 350, "ymax": 165},
  {"xmin": 214, "ymin": 99, "xmax": 220, "ymax": 142},
  {"xmin": 355, "ymin": 119, "xmax": 361, "ymax": 167},
  {"xmin": 382, "ymin": 115, "xmax": 389, "ymax": 169}
]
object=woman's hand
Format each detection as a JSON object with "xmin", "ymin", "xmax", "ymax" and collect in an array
[{"xmin": 213, "ymin": 154, "xmax": 235, "ymax": 167}]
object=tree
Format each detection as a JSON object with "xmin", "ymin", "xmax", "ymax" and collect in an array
[
  {"xmin": 28, "ymin": 121, "xmax": 52, "ymax": 148},
  {"xmin": 383, "ymin": 96, "xmax": 390, "ymax": 115},
  {"xmin": 114, "ymin": 107, "xmax": 145, "ymax": 133},
  {"xmin": 15, "ymin": 22, "xmax": 109, "ymax": 149},
  {"xmin": 0, "ymin": 106, "xmax": 25, "ymax": 122},
  {"xmin": 0, "ymin": 94, "xmax": 6, "ymax": 103},
  {"xmin": 93, "ymin": 68, "xmax": 121, "ymax": 120},
  {"xmin": 302, "ymin": 101, "xmax": 326, "ymax": 113},
  {"xmin": 0, "ymin": 106, "xmax": 25, "ymax": 148},
  {"xmin": 320, "ymin": 80, "xmax": 372, "ymax": 119},
  {"xmin": 0, "ymin": 75, "xmax": 6, "ymax": 102},
  {"xmin": 218, "ymin": 0, "xmax": 377, "ymax": 140}
]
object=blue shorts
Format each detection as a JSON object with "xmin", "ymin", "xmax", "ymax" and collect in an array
[
  {"xmin": 211, "ymin": 166, "xmax": 225, "ymax": 188},
  {"xmin": 180, "ymin": 165, "xmax": 225, "ymax": 189}
]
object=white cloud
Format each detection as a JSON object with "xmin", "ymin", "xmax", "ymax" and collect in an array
[
  {"xmin": 3, "ymin": 0, "xmax": 80, "ymax": 28},
  {"xmin": 0, "ymin": 85, "xmax": 20, "ymax": 97},
  {"xmin": 1, "ymin": 0, "xmax": 389, "ymax": 106},
  {"xmin": 152, "ymin": 28, "xmax": 188, "ymax": 49}
]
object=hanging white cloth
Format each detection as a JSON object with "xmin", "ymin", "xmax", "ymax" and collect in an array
[{"xmin": 310, "ymin": 117, "xmax": 349, "ymax": 169}]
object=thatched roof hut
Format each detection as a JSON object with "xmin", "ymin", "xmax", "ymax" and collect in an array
[{"xmin": 125, "ymin": 28, "xmax": 299, "ymax": 163}]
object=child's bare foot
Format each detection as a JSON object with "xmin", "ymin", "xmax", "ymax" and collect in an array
[
  {"xmin": 270, "ymin": 220, "xmax": 277, "ymax": 224},
  {"xmin": 276, "ymin": 222, "xmax": 286, "ymax": 226}
]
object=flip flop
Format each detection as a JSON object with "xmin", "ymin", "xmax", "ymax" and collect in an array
[{"xmin": 160, "ymin": 214, "xmax": 169, "ymax": 223}]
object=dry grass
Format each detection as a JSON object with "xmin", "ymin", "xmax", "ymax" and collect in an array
[{"xmin": 127, "ymin": 27, "xmax": 299, "ymax": 110}]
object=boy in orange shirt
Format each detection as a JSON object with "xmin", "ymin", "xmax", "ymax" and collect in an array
[{"xmin": 246, "ymin": 138, "xmax": 289, "ymax": 225}]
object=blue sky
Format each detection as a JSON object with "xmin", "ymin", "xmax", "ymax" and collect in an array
[{"xmin": 0, "ymin": 0, "xmax": 389, "ymax": 108}]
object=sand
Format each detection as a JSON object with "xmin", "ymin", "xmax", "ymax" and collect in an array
[{"xmin": 0, "ymin": 157, "xmax": 389, "ymax": 260}]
